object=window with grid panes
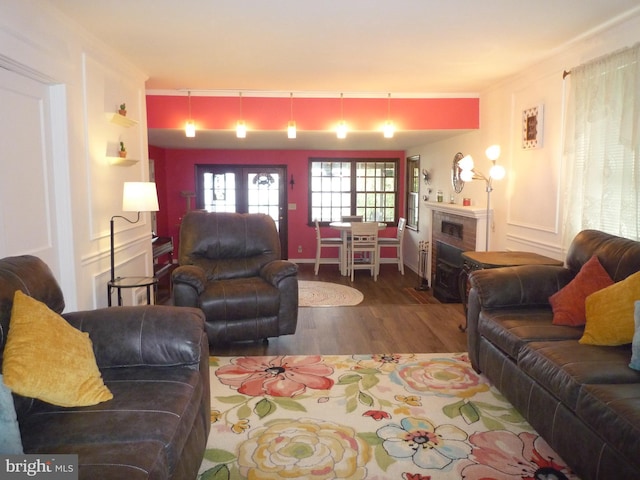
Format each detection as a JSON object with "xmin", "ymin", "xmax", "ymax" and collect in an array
[
  {"xmin": 309, "ymin": 158, "xmax": 399, "ymax": 225},
  {"xmin": 406, "ymin": 155, "xmax": 420, "ymax": 230}
]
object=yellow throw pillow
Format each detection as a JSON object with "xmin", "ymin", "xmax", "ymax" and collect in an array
[
  {"xmin": 580, "ymin": 271, "xmax": 640, "ymax": 346},
  {"xmin": 3, "ymin": 291, "xmax": 113, "ymax": 407}
]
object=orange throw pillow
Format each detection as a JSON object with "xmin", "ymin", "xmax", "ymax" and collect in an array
[{"xmin": 549, "ymin": 255, "xmax": 613, "ymax": 326}]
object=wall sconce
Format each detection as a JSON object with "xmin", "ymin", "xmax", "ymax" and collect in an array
[
  {"xmin": 185, "ymin": 91, "xmax": 195, "ymax": 138},
  {"xmin": 453, "ymin": 145, "xmax": 506, "ymax": 250},
  {"xmin": 289, "ymin": 174, "xmax": 295, "ymax": 190},
  {"xmin": 422, "ymin": 168, "xmax": 432, "ymax": 185},
  {"xmin": 110, "ymin": 182, "xmax": 159, "ymax": 283}
]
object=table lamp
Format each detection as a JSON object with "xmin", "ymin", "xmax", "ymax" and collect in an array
[{"xmin": 110, "ymin": 182, "xmax": 159, "ymax": 282}]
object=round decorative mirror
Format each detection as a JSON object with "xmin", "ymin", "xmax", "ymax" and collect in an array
[
  {"xmin": 421, "ymin": 168, "xmax": 432, "ymax": 185},
  {"xmin": 451, "ymin": 152, "xmax": 465, "ymax": 193}
]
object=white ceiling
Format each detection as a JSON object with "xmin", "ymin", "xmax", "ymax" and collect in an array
[{"xmin": 47, "ymin": 0, "xmax": 640, "ymax": 150}]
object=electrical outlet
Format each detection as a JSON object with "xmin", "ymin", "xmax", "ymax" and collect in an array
[{"xmin": 297, "ymin": 245, "xmax": 302, "ymax": 253}]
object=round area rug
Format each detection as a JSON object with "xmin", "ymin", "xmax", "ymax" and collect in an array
[{"xmin": 298, "ymin": 280, "xmax": 364, "ymax": 307}]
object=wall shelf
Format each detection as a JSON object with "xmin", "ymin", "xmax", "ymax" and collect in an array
[
  {"xmin": 109, "ymin": 113, "xmax": 138, "ymax": 128},
  {"xmin": 108, "ymin": 156, "xmax": 139, "ymax": 166}
]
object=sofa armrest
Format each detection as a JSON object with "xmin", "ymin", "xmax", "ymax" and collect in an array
[
  {"xmin": 63, "ymin": 305, "xmax": 206, "ymax": 369},
  {"xmin": 172, "ymin": 265, "xmax": 207, "ymax": 307},
  {"xmin": 469, "ymin": 264, "xmax": 573, "ymax": 309},
  {"xmin": 172, "ymin": 265, "xmax": 207, "ymax": 294},
  {"xmin": 466, "ymin": 265, "xmax": 573, "ymax": 372},
  {"xmin": 261, "ymin": 260, "xmax": 298, "ymax": 286}
]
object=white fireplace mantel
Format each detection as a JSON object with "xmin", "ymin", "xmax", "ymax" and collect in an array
[
  {"xmin": 427, "ymin": 201, "xmax": 492, "ymax": 252},
  {"xmin": 425, "ymin": 202, "xmax": 493, "ymax": 291},
  {"xmin": 425, "ymin": 202, "xmax": 490, "ymax": 220}
]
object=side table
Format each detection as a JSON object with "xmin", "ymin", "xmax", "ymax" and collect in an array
[
  {"xmin": 458, "ymin": 251, "xmax": 563, "ymax": 331},
  {"xmin": 107, "ymin": 276, "xmax": 158, "ymax": 307}
]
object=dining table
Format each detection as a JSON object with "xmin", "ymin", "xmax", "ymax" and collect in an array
[{"xmin": 329, "ymin": 221, "xmax": 388, "ymax": 276}]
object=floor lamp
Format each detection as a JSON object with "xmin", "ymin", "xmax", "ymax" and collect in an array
[
  {"xmin": 110, "ymin": 182, "xmax": 159, "ymax": 282},
  {"xmin": 457, "ymin": 145, "xmax": 505, "ymax": 251}
]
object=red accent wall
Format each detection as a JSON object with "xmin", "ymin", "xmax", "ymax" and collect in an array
[
  {"xmin": 148, "ymin": 147, "xmax": 405, "ymax": 259},
  {"xmin": 146, "ymin": 95, "xmax": 480, "ymax": 131},
  {"xmin": 148, "ymin": 94, "xmax": 480, "ymax": 260}
]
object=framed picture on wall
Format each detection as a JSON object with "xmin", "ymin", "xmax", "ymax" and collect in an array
[{"xmin": 522, "ymin": 104, "xmax": 544, "ymax": 149}]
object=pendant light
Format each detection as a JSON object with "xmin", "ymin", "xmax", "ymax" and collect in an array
[
  {"xmin": 383, "ymin": 93, "xmax": 395, "ymax": 138},
  {"xmin": 336, "ymin": 93, "xmax": 347, "ymax": 139},
  {"xmin": 236, "ymin": 92, "xmax": 246, "ymax": 138},
  {"xmin": 185, "ymin": 91, "xmax": 196, "ymax": 138},
  {"xmin": 287, "ymin": 92, "xmax": 296, "ymax": 139}
]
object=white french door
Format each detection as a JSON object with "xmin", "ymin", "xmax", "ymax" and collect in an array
[{"xmin": 195, "ymin": 165, "xmax": 288, "ymax": 257}]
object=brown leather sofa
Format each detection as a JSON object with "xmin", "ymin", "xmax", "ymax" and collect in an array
[
  {"xmin": 172, "ymin": 211, "xmax": 298, "ymax": 345},
  {"xmin": 467, "ymin": 230, "xmax": 640, "ymax": 480},
  {"xmin": 0, "ymin": 255, "xmax": 210, "ymax": 480}
]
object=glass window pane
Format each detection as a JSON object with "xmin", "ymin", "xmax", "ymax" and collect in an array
[{"xmin": 309, "ymin": 158, "xmax": 397, "ymax": 225}]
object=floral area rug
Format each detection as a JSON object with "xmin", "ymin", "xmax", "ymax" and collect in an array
[
  {"xmin": 298, "ymin": 280, "xmax": 364, "ymax": 307},
  {"xmin": 199, "ymin": 353, "xmax": 579, "ymax": 480}
]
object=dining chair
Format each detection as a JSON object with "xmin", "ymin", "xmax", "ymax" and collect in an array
[
  {"xmin": 341, "ymin": 215, "xmax": 363, "ymax": 222},
  {"xmin": 314, "ymin": 219, "xmax": 342, "ymax": 275},
  {"xmin": 341, "ymin": 215, "xmax": 363, "ymax": 247},
  {"xmin": 377, "ymin": 217, "xmax": 406, "ymax": 275},
  {"xmin": 348, "ymin": 222, "xmax": 379, "ymax": 281}
]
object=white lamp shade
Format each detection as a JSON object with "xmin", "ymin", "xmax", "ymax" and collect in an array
[
  {"xmin": 458, "ymin": 154, "xmax": 475, "ymax": 171},
  {"xmin": 485, "ymin": 144, "xmax": 501, "ymax": 161},
  {"xmin": 185, "ymin": 120, "xmax": 196, "ymax": 138},
  {"xmin": 460, "ymin": 169, "xmax": 475, "ymax": 182},
  {"xmin": 336, "ymin": 120, "xmax": 348, "ymax": 139},
  {"xmin": 287, "ymin": 120, "xmax": 297, "ymax": 139},
  {"xmin": 489, "ymin": 163, "xmax": 506, "ymax": 180},
  {"xmin": 383, "ymin": 120, "xmax": 395, "ymax": 138},
  {"xmin": 236, "ymin": 120, "xmax": 247, "ymax": 138},
  {"xmin": 122, "ymin": 182, "xmax": 159, "ymax": 212}
]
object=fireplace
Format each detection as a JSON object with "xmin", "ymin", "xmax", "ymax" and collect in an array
[
  {"xmin": 433, "ymin": 241, "xmax": 463, "ymax": 303},
  {"xmin": 428, "ymin": 205, "xmax": 488, "ymax": 303}
]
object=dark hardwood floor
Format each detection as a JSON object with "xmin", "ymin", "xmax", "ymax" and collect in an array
[{"xmin": 209, "ymin": 263, "xmax": 468, "ymax": 356}]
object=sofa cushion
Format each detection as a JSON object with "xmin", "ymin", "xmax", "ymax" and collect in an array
[
  {"xmin": 3, "ymin": 291, "xmax": 112, "ymax": 407},
  {"xmin": 549, "ymin": 255, "xmax": 613, "ymax": 326},
  {"xmin": 631, "ymin": 301, "xmax": 640, "ymax": 371},
  {"xmin": 200, "ymin": 276, "xmax": 280, "ymax": 321},
  {"xmin": 518, "ymin": 340, "xmax": 640, "ymax": 409},
  {"xmin": 478, "ymin": 308, "xmax": 582, "ymax": 360},
  {"xmin": 576, "ymin": 384, "xmax": 640, "ymax": 473},
  {"xmin": 580, "ymin": 270, "xmax": 640, "ymax": 346},
  {"xmin": 19, "ymin": 366, "xmax": 203, "ymax": 478}
]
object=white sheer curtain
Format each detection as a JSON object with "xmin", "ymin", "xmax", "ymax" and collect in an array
[{"xmin": 562, "ymin": 43, "xmax": 640, "ymax": 249}]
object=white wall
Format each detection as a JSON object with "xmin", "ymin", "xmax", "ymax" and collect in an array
[
  {"xmin": 0, "ymin": 1, "xmax": 152, "ymax": 310},
  {"xmin": 404, "ymin": 9, "xmax": 640, "ymax": 273}
]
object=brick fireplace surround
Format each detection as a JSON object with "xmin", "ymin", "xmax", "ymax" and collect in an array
[{"xmin": 426, "ymin": 202, "xmax": 490, "ymax": 302}]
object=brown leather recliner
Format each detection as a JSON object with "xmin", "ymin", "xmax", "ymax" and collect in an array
[{"xmin": 172, "ymin": 211, "xmax": 299, "ymax": 345}]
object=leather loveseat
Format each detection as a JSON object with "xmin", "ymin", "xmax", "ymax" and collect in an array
[
  {"xmin": 0, "ymin": 255, "xmax": 210, "ymax": 480},
  {"xmin": 466, "ymin": 230, "xmax": 640, "ymax": 479},
  {"xmin": 172, "ymin": 211, "xmax": 298, "ymax": 346}
]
